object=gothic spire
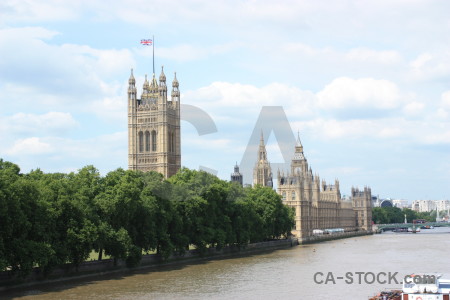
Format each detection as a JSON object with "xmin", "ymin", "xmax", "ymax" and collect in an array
[
  {"xmin": 159, "ymin": 65, "xmax": 166, "ymax": 83},
  {"xmin": 128, "ymin": 68, "xmax": 135, "ymax": 85},
  {"xmin": 296, "ymin": 130, "xmax": 302, "ymax": 147},
  {"xmin": 171, "ymin": 72, "xmax": 180, "ymax": 100},
  {"xmin": 258, "ymin": 131, "xmax": 267, "ymax": 161},
  {"xmin": 294, "ymin": 130, "xmax": 304, "ymax": 156},
  {"xmin": 172, "ymin": 72, "xmax": 179, "ymax": 88}
]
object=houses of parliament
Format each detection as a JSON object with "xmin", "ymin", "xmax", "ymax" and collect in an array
[{"xmin": 127, "ymin": 67, "xmax": 372, "ymax": 241}]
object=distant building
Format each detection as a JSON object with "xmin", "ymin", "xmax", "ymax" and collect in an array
[
  {"xmin": 411, "ymin": 200, "xmax": 436, "ymax": 212},
  {"xmin": 372, "ymin": 196, "xmax": 381, "ymax": 207},
  {"xmin": 230, "ymin": 163, "xmax": 243, "ymax": 186},
  {"xmin": 380, "ymin": 199, "xmax": 393, "ymax": 208},
  {"xmin": 392, "ymin": 199, "xmax": 409, "ymax": 208},
  {"xmin": 436, "ymin": 200, "xmax": 450, "ymax": 212}
]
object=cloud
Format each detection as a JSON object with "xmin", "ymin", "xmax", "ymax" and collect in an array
[
  {"xmin": 4, "ymin": 131, "xmax": 128, "ymax": 173},
  {"xmin": 317, "ymin": 77, "xmax": 403, "ymax": 112},
  {"xmin": 402, "ymin": 101, "xmax": 425, "ymax": 116},
  {"xmin": 345, "ymin": 47, "xmax": 402, "ymax": 64},
  {"xmin": 7, "ymin": 137, "xmax": 53, "ymax": 155},
  {"xmin": 0, "ymin": 1, "xmax": 80, "ymax": 24},
  {"xmin": 1, "ymin": 112, "xmax": 79, "ymax": 136},
  {"xmin": 145, "ymin": 43, "xmax": 240, "ymax": 62},
  {"xmin": 181, "ymin": 78, "xmax": 449, "ymax": 147},
  {"xmin": 89, "ymin": 95, "xmax": 127, "ymax": 123},
  {"xmin": 409, "ymin": 51, "xmax": 450, "ymax": 81},
  {"xmin": 183, "ymin": 81, "xmax": 316, "ymax": 120},
  {"xmin": 0, "ymin": 26, "xmax": 135, "ymax": 107},
  {"xmin": 441, "ymin": 91, "xmax": 450, "ymax": 109}
]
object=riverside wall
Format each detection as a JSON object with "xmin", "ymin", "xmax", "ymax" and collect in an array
[
  {"xmin": 0, "ymin": 231, "xmax": 372, "ymax": 291},
  {"xmin": 299, "ymin": 230, "xmax": 373, "ymax": 244},
  {"xmin": 0, "ymin": 238, "xmax": 298, "ymax": 291}
]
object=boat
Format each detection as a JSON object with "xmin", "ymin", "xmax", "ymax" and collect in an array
[
  {"xmin": 369, "ymin": 290, "xmax": 402, "ymax": 299},
  {"xmin": 420, "ymin": 225, "xmax": 434, "ymax": 229},
  {"xmin": 393, "ymin": 227, "xmax": 409, "ymax": 233},
  {"xmin": 370, "ymin": 274, "xmax": 450, "ymax": 300}
]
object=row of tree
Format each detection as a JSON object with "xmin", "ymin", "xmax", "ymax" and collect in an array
[
  {"xmin": 372, "ymin": 206, "xmax": 442, "ymax": 224},
  {"xmin": 0, "ymin": 159, "xmax": 294, "ymax": 276}
]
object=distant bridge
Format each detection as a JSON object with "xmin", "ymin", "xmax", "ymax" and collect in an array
[{"xmin": 375, "ymin": 222, "xmax": 450, "ymax": 231}]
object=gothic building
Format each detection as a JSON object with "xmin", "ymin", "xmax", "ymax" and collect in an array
[
  {"xmin": 253, "ymin": 132, "xmax": 273, "ymax": 187},
  {"xmin": 255, "ymin": 132, "xmax": 372, "ymax": 240},
  {"xmin": 127, "ymin": 67, "xmax": 181, "ymax": 178},
  {"xmin": 230, "ymin": 163, "xmax": 243, "ymax": 186}
]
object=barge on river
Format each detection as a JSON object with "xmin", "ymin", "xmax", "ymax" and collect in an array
[{"xmin": 370, "ymin": 274, "xmax": 450, "ymax": 300}]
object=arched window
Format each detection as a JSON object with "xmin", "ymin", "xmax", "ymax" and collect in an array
[
  {"xmin": 138, "ymin": 131, "xmax": 144, "ymax": 153},
  {"xmin": 151, "ymin": 130, "xmax": 157, "ymax": 151},
  {"xmin": 145, "ymin": 131, "xmax": 150, "ymax": 152},
  {"xmin": 282, "ymin": 192, "xmax": 286, "ymax": 201},
  {"xmin": 172, "ymin": 132, "xmax": 175, "ymax": 153},
  {"xmin": 169, "ymin": 131, "xmax": 175, "ymax": 153},
  {"xmin": 168, "ymin": 131, "xmax": 172, "ymax": 153},
  {"xmin": 292, "ymin": 191, "xmax": 296, "ymax": 201}
]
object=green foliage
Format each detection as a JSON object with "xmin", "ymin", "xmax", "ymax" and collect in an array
[
  {"xmin": 0, "ymin": 159, "xmax": 294, "ymax": 275},
  {"xmin": 372, "ymin": 206, "xmax": 441, "ymax": 224}
]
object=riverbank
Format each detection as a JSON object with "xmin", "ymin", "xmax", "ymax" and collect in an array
[
  {"xmin": 0, "ymin": 238, "xmax": 298, "ymax": 292},
  {"xmin": 298, "ymin": 230, "xmax": 373, "ymax": 244},
  {"xmin": 1, "ymin": 230, "xmax": 373, "ymax": 293}
]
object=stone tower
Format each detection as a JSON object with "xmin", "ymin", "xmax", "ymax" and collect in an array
[
  {"xmin": 253, "ymin": 132, "xmax": 273, "ymax": 187},
  {"xmin": 291, "ymin": 132, "xmax": 309, "ymax": 176},
  {"xmin": 351, "ymin": 187, "xmax": 373, "ymax": 231},
  {"xmin": 127, "ymin": 67, "xmax": 181, "ymax": 178},
  {"xmin": 230, "ymin": 163, "xmax": 243, "ymax": 186}
]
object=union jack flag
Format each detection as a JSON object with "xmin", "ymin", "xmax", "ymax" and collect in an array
[{"xmin": 140, "ymin": 39, "xmax": 152, "ymax": 46}]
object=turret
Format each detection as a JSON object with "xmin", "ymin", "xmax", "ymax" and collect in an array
[
  {"xmin": 128, "ymin": 69, "xmax": 137, "ymax": 101},
  {"xmin": 159, "ymin": 66, "xmax": 167, "ymax": 98},
  {"xmin": 128, "ymin": 68, "xmax": 136, "ymax": 85},
  {"xmin": 171, "ymin": 72, "xmax": 180, "ymax": 101},
  {"xmin": 150, "ymin": 73, "xmax": 158, "ymax": 94},
  {"xmin": 141, "ymin": 74, "xmax": 149, "ymax": 99}
]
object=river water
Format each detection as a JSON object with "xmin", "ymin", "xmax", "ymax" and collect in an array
[{"xmin": 3, "ymin": 227, "xmax": 450, "ymax": 300}]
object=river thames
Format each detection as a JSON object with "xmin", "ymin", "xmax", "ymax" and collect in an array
[{"xmin": 4, "ymin": 227, "xmax": 450, "ymax": 300}]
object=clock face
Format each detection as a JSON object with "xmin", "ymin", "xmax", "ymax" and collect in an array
[
  {"xmin": 294, "ymin": 167, "xmax": 301, "ymax": 173},
  {"xmin": 293, "ymin": 152, "xmax": 304, "ymax": 160}
]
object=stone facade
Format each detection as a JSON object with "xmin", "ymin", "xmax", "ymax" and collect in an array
[
  {"xmin": 127, "ymin": 67, "xmax": 181, "ymax": 178},
  {"xmin": 254, "ymin": 132, "xmax": 372, "ymax": 239},
  {"xmin": 352, "ymin": 187, "xmax": 373, "ymax": 231}
]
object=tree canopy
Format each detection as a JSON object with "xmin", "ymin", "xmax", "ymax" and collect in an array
[{"xmin": 0, "ymin": 161, "xmax": 294, "ymax": 276}]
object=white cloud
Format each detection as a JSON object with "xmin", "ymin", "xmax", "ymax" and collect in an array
[
  {"xmin": 0, "ymin": 1, "xmax": 80, "ymax": 23},
  {"xmin": 183, "ymin": 81, "xmax": 316, "ymax": 119},
  {"xmin": 345, "ymin": 47, "xmax": 401, "ymax": 64},
  {"xmin": 317, "ymin": 77, "xmax": 402, "ymax": 111},
  {"xmin": 409, "ymin": 51, "xmax": 450, "ymax": 80},
  {"xmin": 4, "ymin": 131, "xmax": 127, "ymax": 173},
  {"xmin": 0, "ymin": 26, "xmax": 135, "ymax": 107},
  {"xmin": 2, "ymin": 112, "xmax": 79, "ymax": 135},
  {"xmin": 146, "ymin": 43, "xmax": 240, "ymax": 62},
  {"xmin": 89, "ymin": 96, "xmax": 127, "ymax": 123},
  {"xmin": 402, "ymin": 101, "xmax": 425, "ymax": 116},
  {"xmin": 7, "ymin": 137, "xmax": 53, "ymax": 155},
  {"xmin": 441, "ymin": 91, "xmax": 450, "ymax": 109}
]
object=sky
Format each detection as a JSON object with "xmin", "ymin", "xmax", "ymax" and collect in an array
[{"xmin": 1, "ymin": 0, "xmax": 450, "ymax": 201}]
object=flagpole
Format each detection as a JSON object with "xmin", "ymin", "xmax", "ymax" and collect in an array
[{"xmin": 152, "ymin": 35, "xmax": 155, "ymax": 75}]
